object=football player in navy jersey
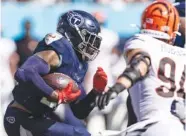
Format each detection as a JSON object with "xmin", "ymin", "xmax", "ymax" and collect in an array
[{"xmin": 4, "ymin": 10, "xmax": 107, "ymax": 136}]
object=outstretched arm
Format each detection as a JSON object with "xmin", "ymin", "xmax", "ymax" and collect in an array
[
  {"xmin": 96, "ymin": 49, "xmax": 151, "ymax": 109},
  {"xmin": 70, "ymin": 67, "xmax": 108, "ymax": 119},
  {"xmin": 70, "ymin": 89, "xmax": 97, "ymax": 119}
]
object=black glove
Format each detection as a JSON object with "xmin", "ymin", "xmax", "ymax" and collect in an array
[{"xmin": 95, "ymin": 83, "xmax": 126, "ymax": 109}]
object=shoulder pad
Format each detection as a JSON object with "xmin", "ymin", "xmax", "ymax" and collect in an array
[
  {"xmin": 125, "ymin": 34, "xmax": 146, "ymax": 45},
  {"xmin": 124, "ymin": 34, "xmax": 149, "ymax": 50},
  {"xmin": 124, "ymin": 34, "xmax": 149, "ymax": 61},
  {"xmin": 43, "ymin": 32, "xmax": 75, "ymax": 64},
  {"xmin": 45, "ymin": 33, "xmax": 63, "ymax": 45}
]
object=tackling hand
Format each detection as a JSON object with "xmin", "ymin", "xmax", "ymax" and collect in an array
[
  {"xmin": 93, "ymin": 67, "xmax": 108, "ymax": 93},
  {"xmin": 57, "ymin": 82, "xmax": 81, "ymax": 104},
  {"xmin": 95, "ymin": 83, "xmax": 126, "ymax": 109}
]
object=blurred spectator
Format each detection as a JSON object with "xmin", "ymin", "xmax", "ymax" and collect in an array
[
  {"xmin": 16, "ymin": 0, "xmax": 31, "ymax": 2},
  {"xmin": 2, "ymin": 0, "xmax": 96, "ymax": 3},
  {"xmin": 56, "ymin": 0, "xmax": 72, "ymax": 3},
  {"xmin": 32, "ymin": 0, "xmax": 57, "ymax": 6},
  {"xmin": 15, "ymin": 19, "xmax": 38, "ymax": 66},
  {"xmin": 124, "ymin": 0, "xmax": 149, "ymax": 3},
  {"xmin": 95, "ymin": 0, "xmax": 149, "ymax": 5},
  {"xmin": 0, "ymin": 36, "xmax": 19, "ymax": 136},
  {"xmin": 2, "ymin": 0, "xmax": 32, "ymax": 2},
  {"xmin": 95, "ymin": 0, "xmax": 112, "ymax": 4},
  {"xmin": 0, "ymin": 37, "xmax": 18, "ymax": 113},
  {"xmin": 9, "ymin": 50, "xmax": 20, "ymax": 76}
]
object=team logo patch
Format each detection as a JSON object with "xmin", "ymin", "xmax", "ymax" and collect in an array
[
  {"xmin": 67, "ymin": 11, "xmax": 84, "ymax": 28},
  {"xmin": 6, "ymin": 116, "xmax": 15, "ymax": 124}
]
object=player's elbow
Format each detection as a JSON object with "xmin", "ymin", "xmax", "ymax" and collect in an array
[
  {"xmin": 15, "ymin": 57, "xmax": 37, "ymax": 82},
  {"xmin": 15, "ymin": 67, "xmax": 35, "ymax": 82},
  {"xmin": 15, "ymin": 55, "xmax": 50, "ymax": 82},
  {"xmin": 15, "ymin": 68, "xmax": 26, "ymax": 82}
]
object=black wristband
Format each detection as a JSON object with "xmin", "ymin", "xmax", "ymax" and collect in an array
[
  {"xmin": 119, "ymin": 67, "xmax": 141, "ymax": 86},
  {"xmin": 119, "ymin": 51, "xmax": 151, "ymax": 86},
  {"xmin": 111, "ymin": 83, "xmax": 126, "ymax": 94}
]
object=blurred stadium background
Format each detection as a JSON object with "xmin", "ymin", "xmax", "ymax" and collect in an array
[{"xmin": 0, "ymin": 0, "xmax": 184, "ymax": 136}]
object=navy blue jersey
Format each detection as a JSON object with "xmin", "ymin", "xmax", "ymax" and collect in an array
[
  {"xmin": 35, "ymin": 33, "xmax": 88, "ymax": 94},
  {"xmin": 13, "ymin": 33, "xmax": 88, "ymax": 116}
]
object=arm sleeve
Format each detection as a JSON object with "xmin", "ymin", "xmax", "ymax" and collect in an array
[
  {"xmin": 15, "ymin": 55, "xmax": 54, "ymax": 96},
  {"xmin": 70, "ymin": 89, "xmax": 97, "ymax": 119}
]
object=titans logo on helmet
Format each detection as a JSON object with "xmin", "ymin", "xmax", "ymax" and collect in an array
[{"xmin": 67, "ymin": 11, "xmax": 84, "ymax": 28}]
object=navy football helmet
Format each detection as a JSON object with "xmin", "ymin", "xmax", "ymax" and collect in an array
[{"xmin": 57, "ymin": 10, "xmax": 102, "ymax": 61}]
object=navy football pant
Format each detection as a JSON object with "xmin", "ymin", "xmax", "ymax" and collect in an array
[{"xmin": 4, "ymin": 106, "xmax": 90, "ymax": 136}]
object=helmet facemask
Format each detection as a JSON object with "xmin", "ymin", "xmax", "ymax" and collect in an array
[{"xmin": 73, "ymin": 25, "xmax": 102, "ymax": 61}]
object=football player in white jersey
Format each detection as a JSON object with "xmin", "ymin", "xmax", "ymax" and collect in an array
[{"xmin": 96, "ymin": 0, "xmax": 186, "ymax": 136}]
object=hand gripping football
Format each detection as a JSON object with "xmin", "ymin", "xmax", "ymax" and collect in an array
[{"xmin": 43, "ymin": 73, "xmax": 79, "ymax": 92}]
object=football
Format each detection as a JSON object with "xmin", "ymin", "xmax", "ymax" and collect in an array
[{"xmin": 43, "ymin": 73, "xmax": 79, "ymax": 92}]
